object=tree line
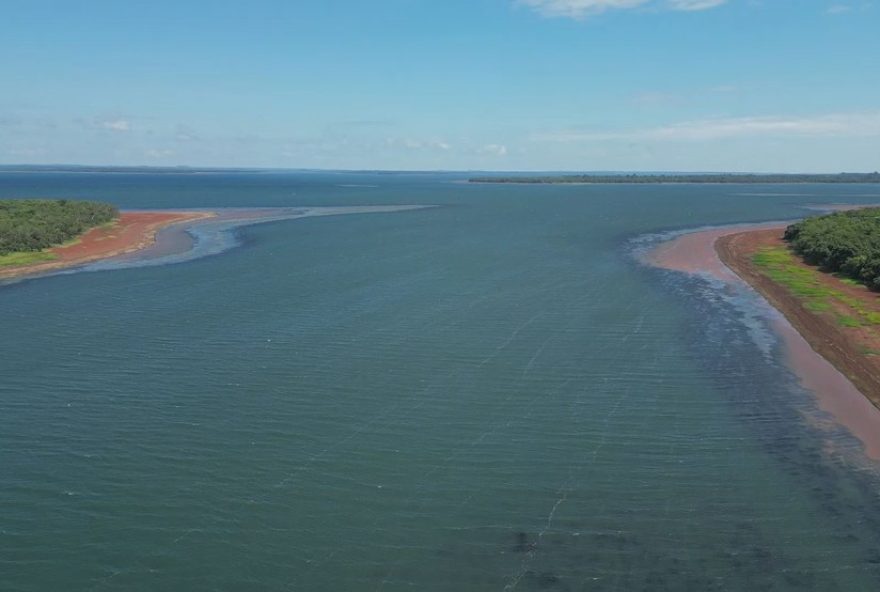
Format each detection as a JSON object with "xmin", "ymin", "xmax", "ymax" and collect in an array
[
  {"xmin": 785, "ymin": 207, "xmax": 880, "ymax": 289},
  {"xmin": 0, "ymin": 199, "xmax": 118, "ymax": 255},
  {"xmin": 470, "ymin": 173, "xmax": 880, "ymax": 184}
]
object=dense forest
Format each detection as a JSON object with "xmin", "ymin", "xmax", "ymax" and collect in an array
[
  {"xmin": 0, "ymin": 199, "xmax": 118, "ymax": 255},
  {"xmin": 785, "ymin": 208, "xmax": 880, "ymax": 289},
  {"xmin": 470, "ymin": 173, "xmax": 880, "ymax": 184}
]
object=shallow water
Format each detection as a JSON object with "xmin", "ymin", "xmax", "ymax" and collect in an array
[{"xmin": 2, "ymin": 172, "xmax": 880, "ymax": 590}]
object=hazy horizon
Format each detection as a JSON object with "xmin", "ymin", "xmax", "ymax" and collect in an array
[{"xmin": 1, "ymin": 164, "xmax": 878, "ymax": 176}]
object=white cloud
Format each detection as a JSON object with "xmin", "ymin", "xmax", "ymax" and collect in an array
[
  {"xmin": 519, "ymin": 0, "xmax": 646, "ymax": 18},
  {"xmin": 145, "ymin": 148, "xmax": 174, "ymax": 158},
  {"xmin": 6, "ymin": 147, "xmax": 43, "ymax": 157},
  {"xmin": 479, "ymin": 144, "xmax": 509, "ymax": 156},
  {"xmin": 518, "ymin": 0, "xmax": 725, "ymax": 18},
  {"xmin": 99, "ymin": 118, "xmax": 130, "ymax": 132},
  {"xmin": 535, "ymin": 111, "xmax": 880, "ymax": 142},
  {"xmin": 667, "ymin": 0, "xmax": 726, "ymax": 10},
  {"xmin": 389, "ymin": 138, "xmax": 451, "ymax": 151}
]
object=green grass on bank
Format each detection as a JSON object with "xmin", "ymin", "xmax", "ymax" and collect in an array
[
  {"xmin": 752, "ymin": 246, "xmax": 880, "ymax": 328},
  {"xmin": 0, "ymin": 250, "xmax": 57, "ymax": 267}
]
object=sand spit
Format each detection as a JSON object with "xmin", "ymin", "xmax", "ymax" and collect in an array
[
  {"xmin": 0, "ymin": 211, "xmax": 214, "ymax": 281},
  {"xmin": 0, "ymin": 205, "xmax": 434, "ymax": 282}
]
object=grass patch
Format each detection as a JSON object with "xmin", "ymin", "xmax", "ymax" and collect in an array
[
  {"xmin": 0, "ymin": 250, "xmax": 57, "ymax": 267},
  {"xmin": 805, "ymin": 300, "xmax": 832, "ymax": 312},
  {"xmin": 753, "ymin": 247, "xmax": 834, "ymax": 300},
  {"xmin": 837, "ymin": 315, "xmax": 863, "ymax": 328},
  {"xmin": 752, "ymin": 246, "xmax": 880, "ymax": 329}
]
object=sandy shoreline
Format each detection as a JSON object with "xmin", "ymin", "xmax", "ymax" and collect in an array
[
  {"xmin": 648, "ymin": 223, "xmax": 880, "ymax": 460},
  {"xmin": 0, "ymin": 210, "xmax": 214, "ymax": 280}
]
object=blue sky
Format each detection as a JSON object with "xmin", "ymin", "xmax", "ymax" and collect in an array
[{"xmin": 1, "ymin": 0, "xmax": 878, "ymax": 171}]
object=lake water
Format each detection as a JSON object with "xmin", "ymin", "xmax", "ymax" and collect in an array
[{"xmin": 3, "ymin": 172, "xmax": 880, "ymax": 591}]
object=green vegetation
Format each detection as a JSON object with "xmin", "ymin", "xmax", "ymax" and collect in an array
[
  {"xmin": 470, "ymin": 172, "xmax": 880, "ymax": 184},
  {"xmin": 753, "ymin": 245, "xmax": 880, "ymax": 328},
  {"xmin": 0, "ymin": 250, "xmax": 57, "ymax": 267},
  {"xmin": 753, "ymin": 247, "xmax": 833, "ymax": 299},
  {"xmin": 784, "ymin": 207, "xmax": 880, "ymax": 290},
  {"xmin": 0, "ymin": 199, "xmax": 118, "ymax": 258}
]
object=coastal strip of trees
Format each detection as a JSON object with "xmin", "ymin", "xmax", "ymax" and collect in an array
[
  {"xmin": 0, "ymin": 199, "xmax": 118, "ymax": 255},
  {"xmin": 469, "ymin": 173, "xmax": 880, "ymax": 184},
  {"xmin": 785, "ymin": 207, "xmax": 880, "ymax": 289}
]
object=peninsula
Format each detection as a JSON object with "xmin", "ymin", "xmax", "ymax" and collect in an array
[{"xmin": 0, "ymin": 199, "xmax": 212, "ymax": 280}]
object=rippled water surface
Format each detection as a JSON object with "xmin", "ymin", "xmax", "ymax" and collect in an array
[{"xmin": 3, "ymin": 172, "xmax": 880, "ymax": 591}]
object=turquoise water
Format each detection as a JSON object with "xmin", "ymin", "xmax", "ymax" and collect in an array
[{"xmin": 3, "ymin": 172, "xmax": 880, "ymax": 590}]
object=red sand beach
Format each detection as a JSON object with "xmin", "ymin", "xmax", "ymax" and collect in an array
[
  {"xmin": 648, "ymin": 223, "xmax": 880, "ymax": 460},
  {"xmin": 0, "ymin": 210, "xmax": 214, "ymax": 280}
]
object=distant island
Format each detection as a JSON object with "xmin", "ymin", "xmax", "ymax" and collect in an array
[
  {"xmin": 470, "ymin": 172, "xmax": 880, "ymax": 184},
  {"xmin": 0, "ymin": 199, "xmax": 212, "ymax": 279}
]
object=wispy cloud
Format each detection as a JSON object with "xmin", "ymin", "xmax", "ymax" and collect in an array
[
  {"xmin": 518, "ymin": 0, "xmax": 726, "ymax": 18},
  {"xmin": 826, "ymin": 2, "xmax": 875, "ymax": 14},
  {"xmin": 145, "ymin": 148, "xmax": 174, "ymax": 158},
  {"xmin": 478, "ymin": 144, "xmax": 509, "ymax": 156},
  {"xmin": 535, "ymin": 111, "xmax": 880, "ymax": 142},
  {"xmin": 5, "ymin": 147, "xmax": 44, "ymax": 158},
  {"xmin": 387, "ymin": 138, "xmax": 451, "ymax": 151},
  {"xmin": 98, "ymin": 118, "xmax": 130, "ymax": 132},
  {"xmin": 667, "ymin": 0, "xmax": 726, "ymax": 10}
]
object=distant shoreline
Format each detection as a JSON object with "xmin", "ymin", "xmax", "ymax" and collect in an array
[
  {"xmin": 0, "ymin": 210, "xmax": 215, "ymax": 281},
  {"xmin": 470, "ymin": 173, "xmax": 880, "ymax": 185}
]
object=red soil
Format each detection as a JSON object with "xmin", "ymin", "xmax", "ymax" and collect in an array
[{"xmin": 0, "ymin": 211, "xmax": 214, "ymax": 280}]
